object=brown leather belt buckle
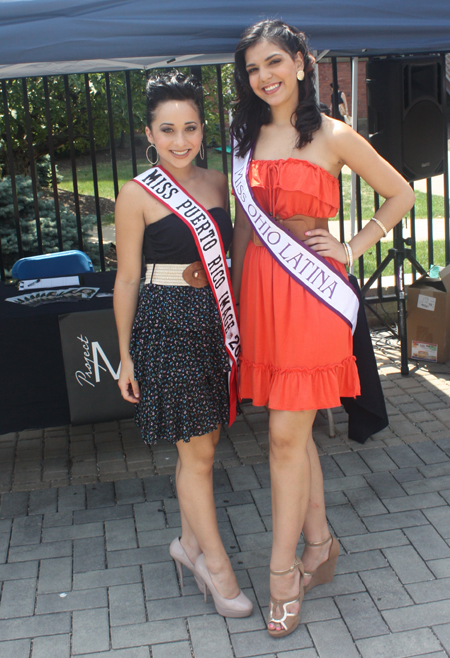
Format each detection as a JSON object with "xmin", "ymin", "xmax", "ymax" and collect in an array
[{"xmin": 182, "ymin": 261, "xmax": 208, "ymax": 288}]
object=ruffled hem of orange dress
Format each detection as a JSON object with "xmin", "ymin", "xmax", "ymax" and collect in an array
[{"xmin": 239, "ymin": 354, "xmax": 360, "ymax": 411}]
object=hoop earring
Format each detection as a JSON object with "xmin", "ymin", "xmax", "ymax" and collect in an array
[
  {"xmin": 146, "ymin": 143, "xmax": 160, "ymax": 167},
  {"xmin": 297, "ymin": 70, "xmax": 305, "ymax": 81},
  {"xmin": 199, "ymin": 142, "xmax": 205, "ymax": 160}
]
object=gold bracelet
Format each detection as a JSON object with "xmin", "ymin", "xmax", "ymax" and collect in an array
[
  {"xmin": 343, "ymin": 242, "xmax": 353, "ymax": 269},
  {"xmin": 344, "ymin": 242, "xmax": 354, "ymax": 268},
  {"xmin": 370, "ymin": 216, "xmax": 388, "ymax": 238},
  {"xmin": 342, "ymin": 242, "xmax": 349, "ymax": 267}
]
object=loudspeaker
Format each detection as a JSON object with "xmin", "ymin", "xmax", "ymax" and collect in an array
[{"xmin": 367, "ymin": 56, "xmax": 446, "ymax": 181}]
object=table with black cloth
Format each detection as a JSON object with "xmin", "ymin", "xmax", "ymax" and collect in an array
[
  {"xmin": 0, "ymin": 271, "xmax": 132, "ymax": 435},
  {"xmin": 0, "ymin": 270, "xmax": 388, "ymax": 441}
]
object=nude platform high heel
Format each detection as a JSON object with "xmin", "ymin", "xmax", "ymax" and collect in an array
[
  {"xmin": 169, "ymin": 537, "xmax": 204, "ymax": 592},
  {"xmin": 268, "ymin": 556, "xmax": 305, "ymax": 638},
  {"xmin": 194, "ymin": 553, "xmax": 253, "ymax": 618},
  {"xmin": 302, "ymin": 535, "xmax": 339, "ymax": 594}
]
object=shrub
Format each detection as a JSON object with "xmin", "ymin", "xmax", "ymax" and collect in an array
[
  {"xmin": 0, "ymin": 175, "xmax": 99, "ymax": 276},
  {"xmin": 36, "ymin": 155, "xmax": 63, "ymax": 188}
]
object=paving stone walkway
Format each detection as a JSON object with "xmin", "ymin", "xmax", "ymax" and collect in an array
[{"xmin": 1, "ymin": 330, "xmax": 450, "ymax": 657}]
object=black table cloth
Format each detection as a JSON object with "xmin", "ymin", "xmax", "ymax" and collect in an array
[
  {"xmin": 0, "ymin": 271, "xmax": 126, "ymax": 434},
  {"xmin": 341, "ymin": 275, "xmax": 389, "ymax": 443}
]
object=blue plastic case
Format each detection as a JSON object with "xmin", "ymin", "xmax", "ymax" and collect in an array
[{"xmin": 12, "ymin": 250, "xmax": 94, "ymax": 280}]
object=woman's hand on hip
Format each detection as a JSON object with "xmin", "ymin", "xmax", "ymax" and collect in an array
[
  {"xmin": 304, "ymin": 228, "xmax": 348, "ymax": 265},
  {"xmin": 118, "ymin": 357, "xmax": 141, "ymax": 404}
]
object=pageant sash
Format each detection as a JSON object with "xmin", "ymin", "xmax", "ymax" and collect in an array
[
  {"xmin": 231, "ymin": 141, "xmax": 359, "ymax": 333},
  {"xmin": 134, "ymin": 166, "xmax": 240, "ymax": 425}
]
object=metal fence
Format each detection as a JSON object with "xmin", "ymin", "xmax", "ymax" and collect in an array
[{"xmin": 0, "ymin": 57, "xmax": 449, "ymax": 315}]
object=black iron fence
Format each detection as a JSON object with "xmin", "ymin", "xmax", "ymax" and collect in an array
[{"xmin": 0, "ymin": 57, "xmax": 449, "ymax": 313}]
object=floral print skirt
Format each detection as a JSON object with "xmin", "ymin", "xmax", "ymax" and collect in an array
[{"xmin": 130, "ymin": 284, "xmax": 231, "ymax": 444}]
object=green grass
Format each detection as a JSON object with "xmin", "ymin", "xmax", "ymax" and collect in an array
[
  {"xmin": 102, "ymin": 212, "xmax": 115, "ymax": 225},
  {"xmin": 57, "ymin": 149, "xmax": 230, "ymax": 198},
  {"xmin": 340, "ymin": 173, "xmax": 446, "ymax": 221},
  {"xmin": 57, "ymin": 158, "xmax": 150, "ymax": 199},
  {"xmin": 353, "ymin": 239, "xmax": 446, "ymax": 279}
]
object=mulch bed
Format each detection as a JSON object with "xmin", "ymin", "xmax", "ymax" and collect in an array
[{"xmin": 55, "ymin": 189, "xmax": 115, "ymax": 217}]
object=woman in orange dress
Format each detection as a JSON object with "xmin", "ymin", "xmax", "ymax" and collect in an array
[{"xmin": 231, "ymin": 20, "xmax": 415, "ymax": 638}]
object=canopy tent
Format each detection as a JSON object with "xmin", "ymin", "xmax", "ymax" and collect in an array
[{"xmin": 0, "ymin": 0, "xmax": 449, "ymax": 79}]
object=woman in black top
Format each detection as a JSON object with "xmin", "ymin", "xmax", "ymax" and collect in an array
[{"xmin": 114, "ymin": 72, "xmax": 252, "ymax": 619}]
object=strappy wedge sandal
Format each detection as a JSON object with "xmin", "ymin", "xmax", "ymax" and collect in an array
[
  {"xmin": 267, "ymin": 556, "xmax": 305, "ymax": 638},
  {"xmin": 302, "ymin": 534, "xmax": 339, "ymax": 594}
]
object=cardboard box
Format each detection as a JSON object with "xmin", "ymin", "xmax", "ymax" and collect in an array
[{"xmin": 407, "ymin": 264, "xmax": 450, "ymax": 363}]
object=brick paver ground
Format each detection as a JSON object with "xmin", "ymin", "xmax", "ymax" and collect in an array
[{"xmin": 1, "ymin": 329, "xmax": 450, "ymax": 657}]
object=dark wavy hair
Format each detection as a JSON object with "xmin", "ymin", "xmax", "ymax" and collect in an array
[
  {"xmin": 231, "ymin": 20, "xmax": 322, "ymax": 157},
  {"xmin": 146, "ymin": 70, "xmax": 204, "ymax": 126}
]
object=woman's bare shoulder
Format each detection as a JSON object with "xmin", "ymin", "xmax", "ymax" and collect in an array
[
  {"xmin": 114, "ymin": 180, "xmax": 142, "ymax": 213},
  {"xmin": 118, "ymin": 179, "xmax": 138, "ymax": 196},
  {"xmin": 116, "ymin": 179, "xmax": 148, "ymax": 204},
  {"xmin": 320, "ymin": 114, "xmax": 350, "ymax": 137},
  {"xmin": 318, "ymin": 115, "xmax": 365, "ymax": 161},
  {"xmin": 115, "ymin": 179, "xmax": 166, "ymax": 223}
]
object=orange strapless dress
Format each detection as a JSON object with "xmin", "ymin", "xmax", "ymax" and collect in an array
[{"xmin": 239, "ymin": 158, "xmax": 361, "ymax": 410}]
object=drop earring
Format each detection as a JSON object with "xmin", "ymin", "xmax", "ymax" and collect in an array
[
  {"xmin": 199, "ymin": 142, "xmax": 205, "ymax": 160},
  {"xmin": 146, "ymin": 143, "xmax": 160, "ymax": 167}
]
